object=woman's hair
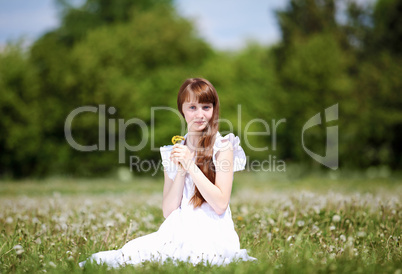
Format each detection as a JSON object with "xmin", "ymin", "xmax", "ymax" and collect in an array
[{"xmin": 177, "ymin": 78, "xmax": 220, "ymax": 208}]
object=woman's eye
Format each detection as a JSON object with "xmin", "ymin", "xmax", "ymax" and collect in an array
[
  {"xmin": 190, "ymin": 106, "xmax": 196, "ymax": 109},
  {"xmin": 203, "ymin": 106, "xmax": 211, "ymax": 110}
]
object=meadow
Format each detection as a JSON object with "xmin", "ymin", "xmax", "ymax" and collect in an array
[{"xmin": 0, "ymin": 170, "xmax": 401, "ymax": 273}]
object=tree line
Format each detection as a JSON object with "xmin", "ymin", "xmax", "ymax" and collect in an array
[{"xmin": 0, "ymin": 0, "xmax": 401, "ymax": 178}]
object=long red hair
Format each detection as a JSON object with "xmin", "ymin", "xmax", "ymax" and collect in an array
[{"xmin": 177, "ymin": 78, "xmax": 220, "ymax": 208}]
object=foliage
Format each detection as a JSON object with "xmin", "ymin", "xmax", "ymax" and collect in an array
[
  {"xmin": 0, "ymin": 44, "xmax": 43, "ymax": 177},
  {"xmin": 273, "ymin": 0, "xmax": 402, "ymax": 168},
  {"xmin": 0, "ymin": 0, "xmax": 401, "ymax": 177}
]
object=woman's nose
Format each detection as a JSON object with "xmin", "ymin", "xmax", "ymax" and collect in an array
[{"xmin": 195, "ymin": 108, "xmax": 203, "ymax": 117}]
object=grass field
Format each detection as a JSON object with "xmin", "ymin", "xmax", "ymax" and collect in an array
[{"xmin": 0, "ymin": 170, "xmax": 401, "ymax": 273}]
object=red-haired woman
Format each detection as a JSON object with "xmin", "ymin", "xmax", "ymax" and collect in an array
[{"xmin": 80, "ymin": 78, "xmax": 256, "ymax": 267}]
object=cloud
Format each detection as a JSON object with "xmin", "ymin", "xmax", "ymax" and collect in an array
[{"xmin": 174, "ymin": 0, "xmax": 288, "ymax": 50}]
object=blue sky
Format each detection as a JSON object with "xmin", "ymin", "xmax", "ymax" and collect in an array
[
  {"xmin": 174, "ymin": 0, "xmax": 288, "ymax": 50},
  {"xmin": 0, "ymin": 0, "xmax": 288, "ymax": 50}
]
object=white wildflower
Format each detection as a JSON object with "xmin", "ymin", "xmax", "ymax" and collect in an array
[
  {"xmin": 240, "ymin": 205, "xmax": 249, "ymax": 214},
  {"xmin": 332, "ymin": 215, "xmax": 341, "ymax": 223},
  {"xmin": 340, "ymin": 235, "xmax": 346, "ymax": 242},
  {"xmin": 13, "ymin": 245, "xmax": 24, "ymax": 255},
  {"xmin": 297, "ymin": 220, "xmax": 305, "ymax": 227},
  {"xmin": 357, "ymin": 231, "xmax": 366, "ymax": 238},
  {"xmin": 330, "ymin": 225, "xmax": 336, "ymax": 231},
  {"xmin": 115, "ymin": 213, "xmax": 126, "ymax": 223},
  {"xmin": 267, "ymin": 233, "xmax": 272, "ymax": 242},
  {"xmin": 105, "ymin": 220, "xmax": 115, "ymax": 227}
]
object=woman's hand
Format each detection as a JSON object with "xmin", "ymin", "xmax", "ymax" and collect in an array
[{"xmin": 170, "ymin": 144, "xmax": 194, "ymax": 171}]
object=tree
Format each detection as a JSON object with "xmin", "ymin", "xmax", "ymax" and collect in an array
[
  {"xmin": 0, "ymin": 44, "xmax": 43, "ymax": 177},
  {"xmin": 25, "ymin": 1, "xmax": 212, "ymax": 176},
  {"xmin": 273, "ymin": 0, "xmax": 402, "ymax": 169}
]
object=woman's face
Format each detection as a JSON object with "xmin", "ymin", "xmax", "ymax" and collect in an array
[{"xmin": 182, "ymin": 93, "xmax": 214, "ymax": 132}]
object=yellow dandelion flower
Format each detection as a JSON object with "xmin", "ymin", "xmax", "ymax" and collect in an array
[{"xmin": 171, "ymin": 135, "xmax": 185, "ymax": 144}]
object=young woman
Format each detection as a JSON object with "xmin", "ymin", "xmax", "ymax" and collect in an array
[{"xmin": 80, "ymin": 78, "xmax": 255, "ymax": 267}]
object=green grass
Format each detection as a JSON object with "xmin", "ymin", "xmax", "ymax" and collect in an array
[{"xmin": 0, "ymin": 171, "xmax": 401, "ymax": 273}]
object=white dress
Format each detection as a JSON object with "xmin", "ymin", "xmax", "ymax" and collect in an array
[{"xmin": 79, "ymin": 132, "xmax": 256, "ymax": 267}]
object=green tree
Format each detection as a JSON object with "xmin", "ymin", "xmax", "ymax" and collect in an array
[
  {"xmin": 273, "ymin": 0, "xmax": 402, "ymax": 170},
  {"xmin": 274, "ymin": 0, "xmax": 353, "ymax": 168},
  {"xmin": 0, "ymin": 44, "xmax": 43, "ymax": 177},
  {"xmin": 348, "ymin": 0, "xmax": 402, "ymax": 168},
  {"xmin": 25, "ymin": 1, "xmax": 212, "ymax": 177}
]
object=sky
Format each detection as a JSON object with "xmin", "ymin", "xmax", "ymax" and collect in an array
[
  {"xmin": 0, "ymin": 0, "xmax": 288, "ymax": 50},
  {"xmin": 173, "ymin": 0, "xmax": 288, "ymax": 50}
]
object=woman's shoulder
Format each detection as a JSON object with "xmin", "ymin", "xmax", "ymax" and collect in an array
[
  {"xmin": 213, "ymin": 132, "xmax": 240, "ymax": 151},
  {"xmin": 213, "ymin": 132, "xmax": 246, "ymax": 172}
]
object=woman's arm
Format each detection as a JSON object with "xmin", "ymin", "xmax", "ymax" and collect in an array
[
  {"xmin": 172, "ymin": 142, "xmax": 234, "ymax": 215},
  {"xmin": 162, "ymin": 165, "xmax": 186, "ymax": 218},
  {"xmin": 187, "ymin": 143, "xmax": 234, "ymax": 215}
]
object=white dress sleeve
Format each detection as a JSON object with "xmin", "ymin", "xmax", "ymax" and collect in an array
[
  {"xmin": 213, "ymin": 133, "xmax": 246, "ymax": 172},
  {"xmin": 160, "ymin": 145, "xmax": 178, "ymax": 181}
]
